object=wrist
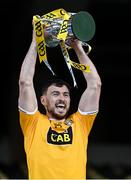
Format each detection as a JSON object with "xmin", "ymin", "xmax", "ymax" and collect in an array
[{"xmin": 74, "ymin": 44, "xmax": 85, "ymax": 55}]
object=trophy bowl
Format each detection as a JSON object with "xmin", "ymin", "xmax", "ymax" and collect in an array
[{"xmin": 42, "ymin": 11, "xmax": 96, "ymax": 47}]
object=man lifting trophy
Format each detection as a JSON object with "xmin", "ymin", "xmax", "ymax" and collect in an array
[{"xmin": 19, "ymin": 7, "xmax": 102, "ymax": 180}]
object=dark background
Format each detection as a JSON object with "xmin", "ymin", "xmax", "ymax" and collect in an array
[{"xmin": 0, "ymin": 0, "xmax": 131, "ymax": 179}]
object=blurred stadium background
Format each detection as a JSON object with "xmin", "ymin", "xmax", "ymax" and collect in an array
[{"xmin": 0, "ymin": 0, "xmax": 131, "ymax": 179}]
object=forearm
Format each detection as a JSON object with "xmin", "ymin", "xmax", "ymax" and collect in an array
[
  {"xmin": 18, "ymin": 38, "xmax": 38, "ymax": 112},
  {"xmin": 19, "ymin": 40, "xmax": 37, "ymax": 84},
  {"xmin": 73, "ymin": 42, "xmax": 101, "ymax": 85},
  {"xmin": 72, "ymin": 42, "xmax": 101, "ymax": 112}
]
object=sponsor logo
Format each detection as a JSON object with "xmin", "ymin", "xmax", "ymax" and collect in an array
[{"xmin": 47, "ymin": 126, "xmax": 73, "ymax": 145}]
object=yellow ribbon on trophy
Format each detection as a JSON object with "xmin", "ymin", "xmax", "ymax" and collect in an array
[{"xmin": 33, "ymin": 8, "xmax": 91, "ymax": 86}]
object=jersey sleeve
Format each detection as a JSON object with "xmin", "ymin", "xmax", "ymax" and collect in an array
[
  {"xmin": 71, "ymin": 111, "xmax": 97, "ymax": 136},
  {"xmin": 19, "ymin": 110, "xmax": 40, "ymax": 137},
  {"xmin": 19, "ymin": 110, "xmax": 41, "ymax": 154}
]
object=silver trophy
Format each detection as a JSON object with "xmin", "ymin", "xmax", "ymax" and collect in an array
[
  {"xmin": 34, "ymin": 9, "xmax": 94, "ymax": 87},
  {"xmin": 40, "ymin": 11, "xmax": 96, "ymax": 47}
]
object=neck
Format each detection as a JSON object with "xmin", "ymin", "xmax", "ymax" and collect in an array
[
  {"xmin": 49, "ymin": 117, "xmax": 65, "ymax": 122},
  {"xmin": 46, "ymin": 112, "xmax": 66, "ymax": 121}
]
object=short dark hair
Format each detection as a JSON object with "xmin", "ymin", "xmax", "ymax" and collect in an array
[{"xmin": 41, "ymin": 78, "xmax": 71, "ymax": 95}]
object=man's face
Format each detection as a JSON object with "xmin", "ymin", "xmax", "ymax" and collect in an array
[{"xmin": 41, "ymin": 85, "xmax": 70, "ymax": 120}]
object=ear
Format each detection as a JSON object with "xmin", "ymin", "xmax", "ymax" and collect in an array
[{"xmin": 40, "ymin": 95, "xmax": 47, "ymax": 106}]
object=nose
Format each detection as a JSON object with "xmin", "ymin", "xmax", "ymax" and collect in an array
[{"xmin": 59, "ymin": 93, "xmax": 65, "ymax": 100}]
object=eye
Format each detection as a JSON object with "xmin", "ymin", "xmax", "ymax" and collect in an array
[
  {"xmin": 53, "ymin": 93, "xmax": 59, "ymax": 96},
  {"xmin": 52, "ymin": 92, "xmax": 59, "ymax": 96},
  {"xmin": 64, "ymin": 93, "xmax": 70, "ymax": 97}
]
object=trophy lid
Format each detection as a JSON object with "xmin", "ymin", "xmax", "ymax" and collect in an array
[{"xmin": 72, "ymin": 11, "xmax": 96, "ymax": 42}]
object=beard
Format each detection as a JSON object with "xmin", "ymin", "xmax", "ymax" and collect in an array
[{"xmin": 46, "ymin": 107, "xmax": 69, "ymax": 120}]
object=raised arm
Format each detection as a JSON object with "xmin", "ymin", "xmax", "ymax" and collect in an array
[
  {"xmin": 72, "ymin": 40, "xmax": 102, "ymax": 113},
  {"xmin": 18, "ymin": 30, "xmax": 38, "ymax": 113}
]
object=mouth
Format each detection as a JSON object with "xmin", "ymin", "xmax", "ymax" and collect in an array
[{"xmin": 55, "ymin": 104, "xmax": 66, "ymax": 110}]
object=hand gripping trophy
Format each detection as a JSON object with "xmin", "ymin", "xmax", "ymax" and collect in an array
[{"xmin": 33, "ymin": 8, "xmax": 96, "ymax": 86}]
